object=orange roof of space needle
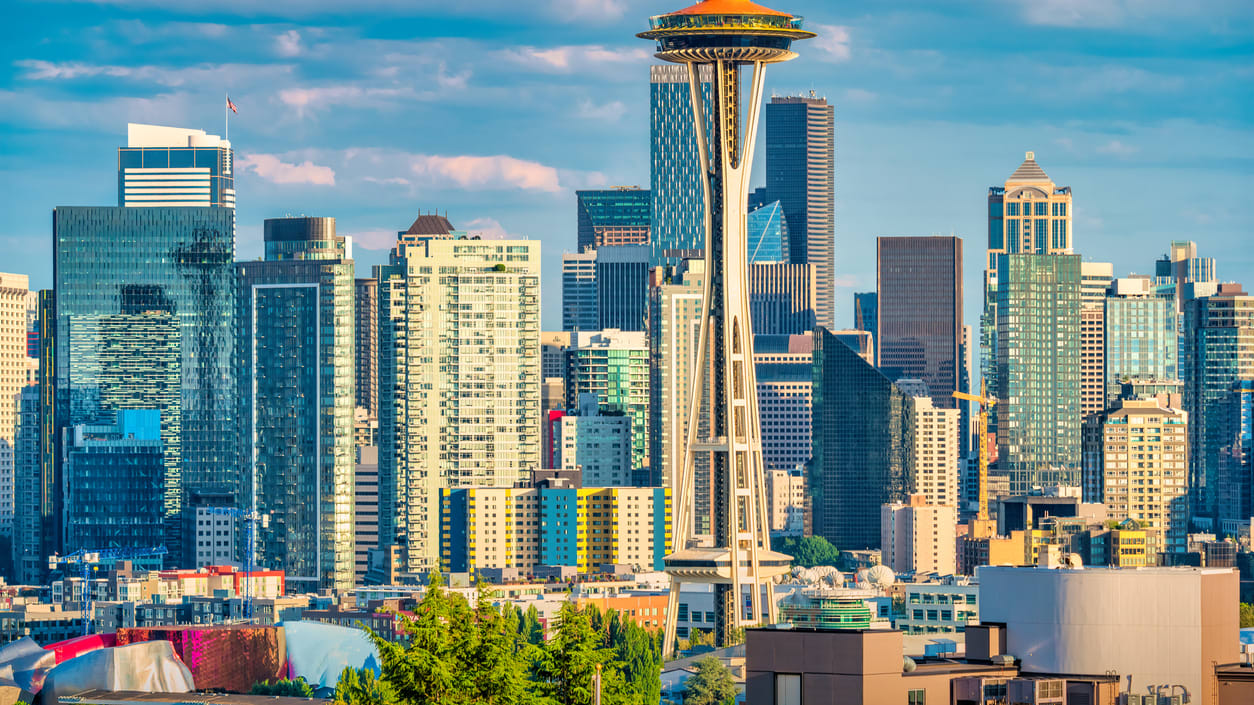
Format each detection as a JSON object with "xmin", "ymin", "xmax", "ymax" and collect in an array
[{"xmin": 664, "ymin": 0, "xmax": 792, "ymax": 17}]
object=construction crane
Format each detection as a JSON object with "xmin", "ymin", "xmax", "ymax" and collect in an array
[
  {"xmin": 49, "ymin": 545, "xmax": 168, "ymax": 635},
  {"xmin": 953, "ymin": 380, "xmax": 997, "ymax": 521},
  {"xmin": 199, "ymin": 507, "xmax": 269, "ymax": 621}
]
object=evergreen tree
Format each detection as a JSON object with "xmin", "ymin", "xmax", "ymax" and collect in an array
[
  {"xmin": 332, "ymin": 667, "xmax": 396, "ymax": 705},
  {"xmin": 521, "ymin": 604, "xmax": 546, "ymax": 645},
  {"xmin": 682, "ymin": 657, "xmax": 737, "ymax": 705},
  {"xmin": 532, "ymin": 603, "xmax": 628, "ymax": 705},
  {"xmin": 771, "ymin": 536, "xmax": 840, "ymax": 568}
]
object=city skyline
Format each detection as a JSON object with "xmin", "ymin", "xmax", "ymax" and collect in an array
[{"xmin": 2, "ymin": 1, "xmax": 1251, "ymax": 332}]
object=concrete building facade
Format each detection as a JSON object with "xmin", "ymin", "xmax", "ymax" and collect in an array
[{"xmin": 881, "ymin": 494, "xmax": 957, "ymax": 576}]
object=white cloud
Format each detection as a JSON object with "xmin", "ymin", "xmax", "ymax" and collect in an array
[
  {"xmin": 237, "ymin": 153, "xmax": 336, "ymax": 185},
  {"xmin": 464, "ymin": 217, "xmax": 520, "ymax": 240},
  {"xmin": 549, "ymin": 0, "xmax": 627, "ymax": 21},
  {"xmin": 411, "ymin": 154, "xmax": 563, "ymax": 193},
  {"xmin": 343, "ymin": 229, "xmax": 401, "ymax": 249},
  {"xmin": 1096, "ymin": 139, "xmax": 1139, "ymax": 157},
  {"xmin": 576, "ymin": 99, "xmax": 626, "ymax": 122},
  {"xmin": 810, "ymin": 24, "xmax": 852, "ymax": 63},
  {"xmin": 275, "ymin": 29, "xmax": 303, "ymax": 57},
  {"xmin": 843, "ymin": 88, "xmax": 877, "ymax": 103},
  {"xmin": 14, "ymin": 59, "xmax": 294, "ymax": 88},
  {"xmin": 499, "ymin": 45, "xmax": 649, "ymax": 73}
]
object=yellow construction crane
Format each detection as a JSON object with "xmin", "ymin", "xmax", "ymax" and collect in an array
[{"xmin": 953, "ymin": 380, "xmax": 997, "ymax": 521}]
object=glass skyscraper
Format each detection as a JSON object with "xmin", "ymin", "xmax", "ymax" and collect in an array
[
  {"xmin": 766, "ymin": 94, "xmax": 835, "ymax": 328},
  {"xmin": 64, "ymin": 410, "xmax": 165, "ymax": 552},
  {"xmin": 811, "ymin": 327, "xmax": 912, "ymax": 550},
  {"xmin": 747, "ymin": 200, "xmax": 786, "ymax": 264},
  {"xmin": 561, "ymin": 251, "xmax": 598, "ymax": 332},
  {"xmin": 53, "ymin": 206, "xmax": 237, "ymax": 565},
  {"xmin": 236, "ymin": 217, "xmax": 356, "ymax": 591},
  {"xmin": 876, "ymin": 236, "xmax": 963, "ymax": 409},
  {"xmin": 595, "ymin": 244, "xmax": 650, "ymax": 332},
  {"xmin": 650, "ymin": 64, "xmax": 712, "ymax": 269},
  {"xmin": 994, "ymin": 253, "xmax": 1082, "ymax": 495},
  {"xmin": 1182, "ymin": 285, "xmax": 1254, "ymax": 524},
  {"xmin": 576, "ymin": 187, "xmax": 651, "ymax": 251},
  {"xmin": 1105, "ymin": 277, "xmax": 1178, "ymax": 397}
]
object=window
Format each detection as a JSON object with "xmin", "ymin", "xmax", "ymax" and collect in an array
[
  {"xmin": 907, "ymin": 689, "xmax": 926, "ymax": 705},
  {"xmin": 776, "ymin": 674, "xmax": 801, "ymax": 705}
]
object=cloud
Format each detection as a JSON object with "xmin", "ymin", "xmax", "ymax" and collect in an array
[
  {"xmin": 810, "ymin": 24, "xmax": 852, "ymax": 63},
  {"xmin": 411, "ymin": 154, "xmax": 562, "ymax": 193},
  {"xmin": 1096, "ymin": 139, "xmax": 1139, "ymax": 157},
  {"xmin": 237, "ymin": 153, "xmax": 336, "ymax": 185},
  {"xmin": 14, "ymin": 59, "xmax": 293, "ymax": 88},
  {"xmin": 1009, "ymin": 0, "xmax": 1253, "ymax": 29},
  {"xmin": 549, "ymin": 0, "xmax": 626, "ymax": 21},
  {"xmin": 499, "ymin": 45, "xmax": 649, "ymax": 72},
  {"xmin": 275, "ymin": 29, "xmax": 303, "ymax": 57},
  {"xmin": 464, "ymin": 217, "xmax": 520, "ymax": 240},
  {"xmin": 576, "ymin": 99, "xmax": 626, "ymax": 122},
  {"xmin": 843, "ymin": 88, "xmax": 877, "ymax": 103}
]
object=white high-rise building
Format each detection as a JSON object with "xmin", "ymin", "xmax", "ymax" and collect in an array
[
  {"xmin": 881, "ymin": 494, "xmax": 957, "ymax": 575},
  {"xmin": 908, "ymin": 392, "xmax": 961, "ymax": 508},
  {"xmin": 119, "ymin": 123, "xmax": 235, "ymax": 208},
  {"xmin": 556, "ymin": 393, "xmax": 633, "ymax": 487},
  {"xmin": 765, "ymin": 468, "xmax": 808, "ymax": 536},
  {"xmin": 0, "ymin": 273, "xmax": 31, "ymax": 537},
  {"xmin": 377, "ymin": 222, "xmax": 541, "ymax": 571}
]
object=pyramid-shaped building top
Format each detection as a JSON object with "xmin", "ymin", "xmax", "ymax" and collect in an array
[{"xmin": 1007, "ymin": 151, "xmax": 1051, "ymax": 182}]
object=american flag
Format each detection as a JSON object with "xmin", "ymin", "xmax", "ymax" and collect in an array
[{"xmin": 227, "ymin": 96, "xmax": 238, "ymax": 114}]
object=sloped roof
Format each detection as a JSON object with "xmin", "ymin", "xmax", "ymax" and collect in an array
[
  {"xmin": 1008, "ymin": 152, "xmax": 1050, "ymax": 182},
  {"xmin": 666, "ymin": 0, "xmax": 791, "ymax": 17},
  {"xmin": 405, "ymin": 214, "xmax": 455, "ymax": 236}
]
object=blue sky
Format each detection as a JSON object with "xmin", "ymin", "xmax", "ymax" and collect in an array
[{"xmin": 2, "ymin": 0, "xmax": 1251, "ymax": 329}]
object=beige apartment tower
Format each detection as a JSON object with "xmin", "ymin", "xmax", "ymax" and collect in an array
[
  {"xmin": 881, "ymin": 494, "xmax": 957, "ymax": 575},
  {"xmin": 1099, "ymin": 399, "xmax": 1189, "ymax": 553},
  {"xmin": 0, "ymin": 273, "xmax": 31, "ymax": 537},
  {"xmin": 909, "ymin": 394, "xmax": 960, "ymax": 508},
  {"xmin": 376, "ymin": 221, "xmax": 542, "ymax": 572}
]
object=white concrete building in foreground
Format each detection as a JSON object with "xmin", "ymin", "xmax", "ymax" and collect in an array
[{"xmin": 977, "ymin": 565, "xmax": 1238, "ymax": 705}]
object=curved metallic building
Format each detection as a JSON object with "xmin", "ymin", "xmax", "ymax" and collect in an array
[{"xmin": 638, "ymin": 0, "xmax": 814, "ymax": 654}]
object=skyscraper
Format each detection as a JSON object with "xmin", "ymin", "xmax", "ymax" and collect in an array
[
  {"xmin": 754, "ymin": 334, "xmax": 813, "ymax": 474},
  {"xmin": 812, "ymin": 327, "xmax": 912, "ymax": 550},
  {"xmin": 354, "ymin": 278, "xmax": 378, "ymax": 418},
  {"xmin": 53, "ymin": 205, "xmax": 236, "ymax": 565},
  {"xmin": 561, "ymin": 251, "xmax": 597, "ymax": 332},
  {"xmin": 1098, "ymin": 399, "xmax": 1189, "ymax": 553},
  {"xmin": 875, "ymin": 236, "xmax": 963, "ymax": 408},
  {"xmin": 0, "ymin": 273, "xmax": 30, "ymax": 534},
  {"xmin": 117, "ymin": 123, "xmax": 234, "ymax": 209},
  {"xmin": 1079, "ymin": 262, "xmax": 1113, "ymax": 421},
  {"xmin": 766, "ymin": 94, "xmax": 835, "ymax": 328},
  {"xmin": 749, "ymin": 262, "xmax": 817, "ymax": 336},
  {"xmin": 1216, "ymin": 381, "xmax": 1253, "ymax": 533},
  {"xmin": 576, "ymin": 187, "xmax": 651, "ymax": 250},
  {"xmin": 565, "ymin": 330, "xmax": 650, "ymax": 485},
  {"xmin": 1182, "ymin": 285, "xmax": 1254, "ymax": 524},
  {"xmin": 995, "ymin": 253, "xmax": 1082, "ymax": 495},
  {"xmin": 376, "ymin": 220, "xmax": 541, "ymax": 571},
  {"xmin": 236, "ymin": 217, "xmax": 356, "ymax": 590},
  {"xmin": 595, "ymin": 244, "xmax": 650, "ymax": 332},
  {"xmin": 1156, "ymin": 240, "xmax": 1216, "ymax": 315},
  {"xmin": 983, "ymin": 152, "xmax": 1073, "ymax": 433},
  {"xmin": 11, "ymin": 386, "xmax": 40, "ymax": 582},
  {"xmin": 1105, "ymin": 277, "xmax": 1178, "ymax": 394},
  {"xmin": 650, "ymin": 64, "xmax": 712, "ymax": 269},
  {"xmin": 64, "ymin": 410, "xmax": 165, "ymax": 552}
]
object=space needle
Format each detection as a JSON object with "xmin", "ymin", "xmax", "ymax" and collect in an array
[{"xmin": 638, "ymin": 0, "xmax": 815, "ymax": 654}]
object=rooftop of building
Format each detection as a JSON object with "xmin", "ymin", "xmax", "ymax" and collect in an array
[
  {"xmin": 125, "ymin": 123, "xmax": 227, "ymax": 149},
  {"xmin": 665, "ymin": 0, "xmax": 790, "ymax": 17},
  {"xmin": 404, "ymin": 213, "xmax": 455, "ymax": 237},
  {"xmin": 1006, "ymin": 151, "xmax": 1051, "ymax": 182}
]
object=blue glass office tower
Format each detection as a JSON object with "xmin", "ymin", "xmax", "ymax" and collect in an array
[
  {"xmin": 747, "ymin": 201, "xmax": 786, "ymax": 264},
  {"xmin": 1216, "ymin": 381, "xmax": 1254, "ymax": 533},
  {"xmin": 766, "ymin": 94, "xmax": 835, "ymax": 328},
  {"xmin": 53, "ymin": 206, "xmax": 236, "ymax": 565},
  {"xmin": 595, "ymin": 245, "xmax": 651, "ymax": 332},
  {"xmin": 1183, "ymin": 285, "xmax": 1254, "ymax": 525},
  {"xmin": 236, "ymin": 217, "xmax": 355, "ymax": 591},
  {"xmin": 995, "ymin": 253, "xmax": 1081, "ymax": 495},
  {"xmin": 63, "ymin": 410, "xmax": 164, "ymax": 552},
  {"xmin": 650, "ymin": 64, "xmax": 712, "ymax": 268},
  {"xmin": 812, "ymin": 327, "xmax": 911, "ymax": 550}
]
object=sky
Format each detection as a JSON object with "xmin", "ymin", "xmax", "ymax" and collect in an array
[{"xmin": 2, "ymin": 0, "xmax": 1252, "ymax": 330}]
